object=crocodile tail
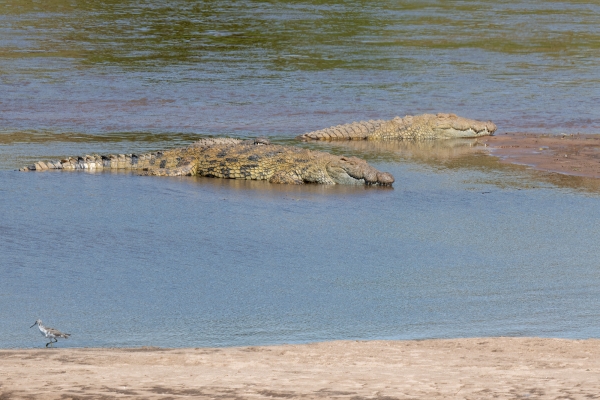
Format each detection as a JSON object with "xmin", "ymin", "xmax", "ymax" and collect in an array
[
  {"xmin": 296, "ymin": 120, "xmax": 387, "ymax": 141},
  {"xmin": 19, "ymin": 138, "xmax": 247, "ymax": 172},
  {"xmin": 19, "ymin": 152, "xmax": 168, "ymax": 172}
]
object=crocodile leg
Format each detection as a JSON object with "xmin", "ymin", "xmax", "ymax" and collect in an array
[{"xmin": 139, "ymin": 160, "xmax": 198, "ymax": 176}]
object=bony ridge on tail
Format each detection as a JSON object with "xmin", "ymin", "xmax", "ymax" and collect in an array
[
  {"xmin": 20, "ymin": 137, "xmax": 394, "ymax": 186},
  {"xmin": 297, "ymin": 113, "xmax": 497, "ymax": 141},
  {"xmin": 30, "ymin": 319, "xmax": 71, "ymax": 348}
]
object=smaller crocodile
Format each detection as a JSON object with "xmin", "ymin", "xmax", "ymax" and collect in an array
[
  {"xmin": 20, "ymin": 138, "xmax": 394, "ymax": 186},
  {"xmin": 297, "ymin": 113, "xmax": 497, "ymax": 141}
]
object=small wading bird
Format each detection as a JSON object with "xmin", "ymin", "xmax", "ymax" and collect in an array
[{"xmin": 30, "ymin": 319, "xmax": 71, "ymax": 347}]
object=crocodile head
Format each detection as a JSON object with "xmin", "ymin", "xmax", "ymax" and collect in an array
[
  {"xmin": 326, "ymin": 156, "xmax": 395, "ymax": 186},
  {"xmin": 421, "ymin": 113, "xmax": 497, "ymax": 138}
]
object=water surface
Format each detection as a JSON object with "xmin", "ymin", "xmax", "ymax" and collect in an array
[
  {"xmin": 1, "ymin": 0, "xmax": 599, "ymax": 136},
  {"xmin": 2, "ymin": 1, "xmax": 600, "ymax": 348}
]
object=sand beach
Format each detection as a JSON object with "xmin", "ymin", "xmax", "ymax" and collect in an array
[{"xmin": 2, "ymin": 338, "xmax": 599, "ymax": 399}]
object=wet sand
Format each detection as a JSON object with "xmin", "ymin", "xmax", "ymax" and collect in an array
[
  {"xmin": 1, "ymin": 338, "xmax": 599, "ymax": 399},
  {"xmin": 481, "ymin": 132, "xmax": 600, "ymax": 179}
]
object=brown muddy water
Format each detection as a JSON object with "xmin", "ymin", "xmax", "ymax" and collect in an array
[{"xmin": 1, "ymin": 1, "xmax": 600, "ymax": 348}]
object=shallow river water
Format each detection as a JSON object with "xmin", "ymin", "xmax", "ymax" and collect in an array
[{"xmin": 1, "ymin": 1, "xmax": 600, "ymax": 348}]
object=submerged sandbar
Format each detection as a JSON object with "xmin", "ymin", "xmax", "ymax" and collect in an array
[{"xmin": 482, "ymin": 132, "xmax": 600, "ymax": 179}]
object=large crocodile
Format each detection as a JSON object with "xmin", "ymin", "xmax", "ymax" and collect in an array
[
  {"xmin": 20, "ymin": 138, "xmax": 394, "ymax": 186},
  {"xmin": 297, "ymin": 113, "xmax": 497, "ymax": 141}
]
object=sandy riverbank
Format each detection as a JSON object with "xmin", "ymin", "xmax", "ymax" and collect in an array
[
  {"xmin": 481, "ymin": 132, "xmax": 600, "ymax": 179},
  {"xmin": 1, "ymin": 338, "xmax": 599, "ymax": 399}
]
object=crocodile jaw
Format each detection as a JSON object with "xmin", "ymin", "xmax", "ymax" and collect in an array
[
  {"xmin": 433, "ymin": 126, "xmax": 496, "ymax": 138},
  {"xmin": 431, "ymin": 113, "xmax": 497, "ymax": 138}
]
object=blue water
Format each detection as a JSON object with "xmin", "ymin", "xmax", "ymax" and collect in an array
[
  {"xmin": 2, "ymin": 156, "xmax": 600, "ymax": 348},
  {"xmin": 2, "ymin": 0, "xmax": 600, "ymax": 348}
]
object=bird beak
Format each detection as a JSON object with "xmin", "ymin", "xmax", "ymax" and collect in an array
[{"xmin": 30, "ymin": 322, "xmax": 37, "ymax": 328}]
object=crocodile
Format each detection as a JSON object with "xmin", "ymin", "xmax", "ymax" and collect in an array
[
  {"xmin": 20, "ymin": 137, "xmax": 395, "ymax": 186},
  {"xmin": 297, "ymin": 113, "xmax": 497, "ymax": 141}
]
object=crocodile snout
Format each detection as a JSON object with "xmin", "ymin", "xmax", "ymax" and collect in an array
[
  {"xmin": 485, "ymin": 121, "xmax": 497, "ymax": 134},
  {"xmin": 434, "ymin": 113, "xmax": 497, "ymax": 137},
  {"xmin": 328, "ymin": 156, "xmax": 394, "ymax": 186},
  {"xmin": 376, "ymin": 172, "xmax": 395, "ymax": 185}
]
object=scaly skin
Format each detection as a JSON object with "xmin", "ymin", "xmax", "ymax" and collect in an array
[
  {"xmin": 297, "ymin": 113, "xmax": 497, "ymax": 141},
  {"xmin": 20, "ymin": 138, "xmax": 394, "ymax": 186}
]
